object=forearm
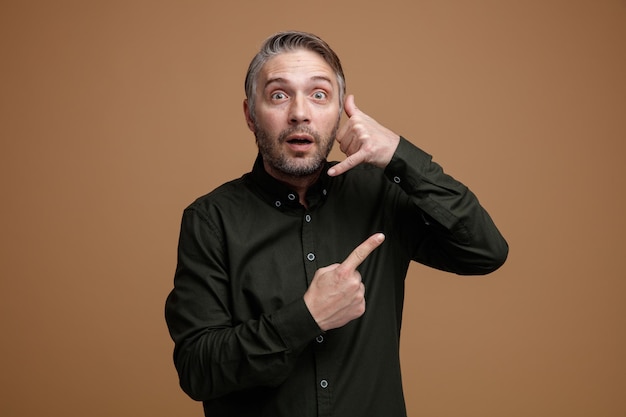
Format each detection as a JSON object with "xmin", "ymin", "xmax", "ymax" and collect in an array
[
  {"xmin": 165, "ymin": 208, "xmax": 321, "ymax": 401},
  {"xmin": 167, "ymin": 295, "xmax": 319, "ymax": 401},
  {"xmin": 386, "ymin": 137, "xmax": 508, "ymax": 274}
]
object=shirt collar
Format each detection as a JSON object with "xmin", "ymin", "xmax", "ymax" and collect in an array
[{"xmin": 245, "ymin": 153, "xmax": 333, "ymax": 211}]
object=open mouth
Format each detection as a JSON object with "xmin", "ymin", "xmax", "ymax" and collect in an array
[
  {"xmin": 284, "ymin": 133, "xmax": 315, "ymax": 152},
  {"xmin": 287, "ymin": 138, "xmax": 313, "ymax": 145}
]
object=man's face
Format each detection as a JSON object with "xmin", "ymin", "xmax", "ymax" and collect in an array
[{"xmin": 244, "ymin": 49, "xmax": 342, "ymax": 178}]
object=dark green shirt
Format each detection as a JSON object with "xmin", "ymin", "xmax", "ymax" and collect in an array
[{"xmin": 165, "ymin": 137, "xmax": 508, "ymax": 417}]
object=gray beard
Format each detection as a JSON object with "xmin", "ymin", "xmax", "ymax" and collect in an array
[{"xmin": 255, "ymin": 124, "xmax": 337, "ymax": 178}]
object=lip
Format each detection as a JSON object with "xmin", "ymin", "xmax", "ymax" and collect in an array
[{"xmin": 285, "ymin": 133, "xmax": 315, "ymax": 152}]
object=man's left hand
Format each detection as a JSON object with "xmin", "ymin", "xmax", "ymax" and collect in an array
[{"xmin": 327, "ymin": 94, "xmax": 400, "ymax": 176}]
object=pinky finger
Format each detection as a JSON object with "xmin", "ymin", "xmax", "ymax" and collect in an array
[{"xmin": 328, "ymin": 153, "xmax": 362, "ymax": 176}]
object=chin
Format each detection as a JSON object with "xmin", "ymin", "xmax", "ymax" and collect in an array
[{"xmin": 280, "ymin": 158, "xmax": 323, "ymax": 177}]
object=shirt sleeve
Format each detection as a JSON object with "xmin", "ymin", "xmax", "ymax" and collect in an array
[
  {"xmin": 164, "ymin": 206, "xmax": 322, "ymax": 401},
  {"xmin": 384, "ymin": 136, "xmax": 509, "ymax": 275}
]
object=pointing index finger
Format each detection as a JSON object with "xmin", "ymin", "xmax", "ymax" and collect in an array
[{"xmin": 341, "ymin": 233, "xmax": 385, "ymax": 271}]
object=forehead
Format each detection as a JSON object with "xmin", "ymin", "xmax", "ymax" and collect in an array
[{"xmin": 259, "ymin": 49, "xmax": 336, "ymax": 87}]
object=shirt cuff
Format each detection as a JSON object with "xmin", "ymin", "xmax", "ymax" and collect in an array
[
  {"xmin": 384, "ymin": 136, "xmax": 432, "ymax": 189},
  {"xmin": 270, "ymin": 297, "xmax": 322, "ymax": 352}
]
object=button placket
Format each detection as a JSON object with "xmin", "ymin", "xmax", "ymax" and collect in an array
[{"xmin": 300, "ymin": 206, "xmax": 332, "ymax": 414}]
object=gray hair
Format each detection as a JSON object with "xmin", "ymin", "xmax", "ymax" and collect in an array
[{"xmin": 244, "ymin": 31, "xmax": 346, "ymax": 121}]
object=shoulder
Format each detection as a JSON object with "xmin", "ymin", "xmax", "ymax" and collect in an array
[{"xmin": 184, "ymin": 174, "xmax": 252, "ymax": 219}]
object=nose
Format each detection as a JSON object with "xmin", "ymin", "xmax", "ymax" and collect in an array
[{"xmin": 289, "ymin": 94, "xmax": 310, "ymax": 124}]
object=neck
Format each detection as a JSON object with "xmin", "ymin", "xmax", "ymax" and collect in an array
[{"xmin": 263, "ymin": 161, "xmax": 323, "ymax": 208}]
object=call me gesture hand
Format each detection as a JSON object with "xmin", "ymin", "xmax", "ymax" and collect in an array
[
  {"xmin": 327, "ymin": 95, "xmax": 401, "ymax": 177},
  {"xmin": 304, "ymin": 233, "xmax": 386, "ymax": 331}
]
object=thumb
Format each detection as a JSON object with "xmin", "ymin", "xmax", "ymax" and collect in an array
[{"xmin": 344, "ymin": 94, "xmax": 359, "ymax": 118}]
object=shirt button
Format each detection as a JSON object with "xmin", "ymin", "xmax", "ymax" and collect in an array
[
  {"xmin": 274, "ymin": 201, "xmax": 281, "ymax": 207},
  {"xmin": 287, "ymin": 193, "xmax": 296, "ymax": 201},
  {"xmin": 305, "ymin": 214, "xmax": 311, "ymax": 222},
  {"xmin": 322, "ymin": 189, "xmax": 327, "ymax": 196},
  {"xmin": 320, "ymin": 379, "xmax": 328, "ymax": 389},
  {"xmin": 393, "ymin": 176, "xmax": 401, "ymax": 184},
  {"xmin": 307, "ymin": 253, "xmax": 315, "ymax": 261},
  {"xmin": 316, "ymin": 335, "xmax": 324, "ymax": 343}
]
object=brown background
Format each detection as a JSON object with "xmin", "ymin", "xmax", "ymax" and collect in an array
[{"xmin": 1, "ymin": 1, "xmax": 625, "ymax": 416}]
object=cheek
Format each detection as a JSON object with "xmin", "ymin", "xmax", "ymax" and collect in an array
[
  {"xmin": 255, "ymin": 110, "xmax": 284, "ymax": 132},
  {"xmin": 319, "ymin": 109, "xmax": 341, "ymax": 132}
]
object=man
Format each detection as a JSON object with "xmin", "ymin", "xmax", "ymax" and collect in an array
[{"xmin": 165, "ymin": 31, "xmax": 508, "ymax": 416}]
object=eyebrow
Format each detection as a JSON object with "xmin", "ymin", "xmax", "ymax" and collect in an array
[{"xmin": 264, "ymin": 75, "xmax": 334, "ymax": 90}]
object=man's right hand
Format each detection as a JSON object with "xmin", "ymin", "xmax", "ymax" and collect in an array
[{"xmin": 303, "ymin": 233, "xmax": 385, "ymax": 331}]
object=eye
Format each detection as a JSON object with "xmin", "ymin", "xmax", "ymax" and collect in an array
[
  {"xmin": 271, "ymin": 92, "xmax": 287, "ymax": 100},
  {"xmin": 312, "ymin": 91, "xmax": 327, "ymax": 100}
]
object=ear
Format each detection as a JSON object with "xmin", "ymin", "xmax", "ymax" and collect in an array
[{"xmin": 243, "ymin": 99, "xmax": 255, "ymax": 132}]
